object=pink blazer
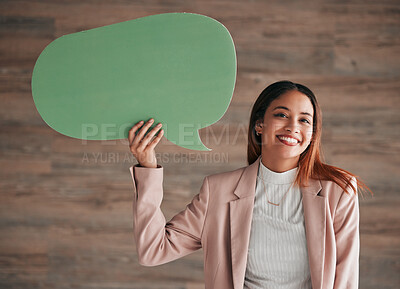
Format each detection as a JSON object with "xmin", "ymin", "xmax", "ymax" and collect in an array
[{"xmin": 129, "ymin": 156, "xmax": 360, "ymax": 289}]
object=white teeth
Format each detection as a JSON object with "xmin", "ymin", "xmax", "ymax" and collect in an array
[{"xmin": 278, "ymin": 136, "xmax": 299, "ymax": 143}]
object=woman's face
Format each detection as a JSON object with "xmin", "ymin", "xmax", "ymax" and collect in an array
[{"xmin": 256, "ymin": 90, "xmax": 314, "ymax": 162}]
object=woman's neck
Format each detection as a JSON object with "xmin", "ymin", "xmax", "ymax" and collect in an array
[{"xmin": 260, "ymin": 153, "xmax": 299, "ymax": 173}]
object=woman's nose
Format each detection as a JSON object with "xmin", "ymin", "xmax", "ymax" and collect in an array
[{"xmin": 285, "ymin": 122, "xmax": 300, "ymax": 133}]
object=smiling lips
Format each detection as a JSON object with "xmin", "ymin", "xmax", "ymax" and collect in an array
[{"xmin": 277, "ymin": 135, "xmax": 300, "ymax": 146}]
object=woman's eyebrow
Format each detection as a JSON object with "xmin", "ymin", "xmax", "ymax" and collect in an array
[{"xmin": 272, "ymin": 106, "xmax": 313, "ymax": 117}]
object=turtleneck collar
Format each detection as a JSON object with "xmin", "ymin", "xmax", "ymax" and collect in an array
[{"xmin": 257, "ymin": 157, "xmax": 298, "ymax": 184}]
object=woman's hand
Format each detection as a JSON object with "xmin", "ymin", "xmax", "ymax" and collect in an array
[{"xmin": 128, "ymin": 118, "xmax": 164, "ymax": 168}]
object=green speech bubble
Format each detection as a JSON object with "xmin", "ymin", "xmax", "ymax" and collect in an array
[{"xmin": 31, "ymin": 13, "xmax": 236, "ymax": 151}]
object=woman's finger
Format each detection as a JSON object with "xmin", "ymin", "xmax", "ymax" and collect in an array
[
  {"xmin": 132, "ymin": 118, "xmax": 154, "ymax": 146},
  {"xmin": 128, "ymin": 120, "xmax": 144, "ymax": 144},
  {"xmin": 138, "ymin": 123, "xmax": 162, "ymax": 150},
  {"xmin": 148, "ymin": 129, "xmax": 164, "ymax": 150}
]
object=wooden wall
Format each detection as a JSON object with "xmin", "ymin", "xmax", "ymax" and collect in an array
[{"xmin": 0, "ymin": 0, "xmax": 399, "ymax": 288}]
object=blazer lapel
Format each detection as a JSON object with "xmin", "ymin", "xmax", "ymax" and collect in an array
[
  {"xmin": 301, "ymin": 178, "xmax": 325, "ymax": 289},
  {"xmin": 229, "ymin": 156, "xmax": 325, "ymax": 289},
  {"xmin": 230, "ymin": 157, "xmax": 260, "ymax": 289}
]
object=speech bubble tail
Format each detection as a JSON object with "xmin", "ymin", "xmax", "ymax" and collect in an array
[
  {"xmin": 166, "ymin": 127, "xmax": 211, "ymax": 151},
  {"xmin": 182, "ymin": 129, "xmax": 212, "ymax": 151}
]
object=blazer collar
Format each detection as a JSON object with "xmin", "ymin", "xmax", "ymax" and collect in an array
[{"xmin": 230, "ymin": 155, "xmax": 325, "ymax": 289}]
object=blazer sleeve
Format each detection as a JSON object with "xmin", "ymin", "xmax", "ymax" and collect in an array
[
  {"xmin": 129, "ymin": 164, "xmax": 209, "ymax": 266},
  {"xmin": 333, "ymin": 176, "xmax": 360, "ymax": 289}
]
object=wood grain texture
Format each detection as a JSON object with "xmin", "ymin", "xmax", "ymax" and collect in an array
[{"xmin": 0, "ymin": 0, "xmax": 399, "ymax": 288}]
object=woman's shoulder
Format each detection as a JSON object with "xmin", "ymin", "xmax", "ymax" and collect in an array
[
  {"xmin": 318, "ymin": 176, "xmax": 359, "ymax": 226},
  {"xmin": 318, "ymin": 174, "xmax": 357, "ymax": 195},
  {"xmin": 318, "ymin": 174, "xmax": 358, "ymax": 210},
  {"xmin": 201, "ymin": 165, "xmax": 250, "ymax": 202},
  {"xmin": 314, "ymin": 163, "xmax": 358, "ymax": 198}
]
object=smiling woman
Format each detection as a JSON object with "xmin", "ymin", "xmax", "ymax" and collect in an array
[
  {"xmin": 248, "ymin": 81, "xmax": 371, "ymax": 196},
  {"xmin": 128, "ymin": 80, "xmax": 373, "ymax": 289}
]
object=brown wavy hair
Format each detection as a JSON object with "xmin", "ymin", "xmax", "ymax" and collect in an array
[{"xmin": 247, "ymin": 80, "xmax": 373, "ymax": 198}]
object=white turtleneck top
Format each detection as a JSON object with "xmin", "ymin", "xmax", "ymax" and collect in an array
[{"xmin": 243, "ymin": 159, "xmax": 312, "ymax": 289}]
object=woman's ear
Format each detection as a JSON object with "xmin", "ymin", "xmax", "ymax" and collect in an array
[{"xmin": 255, "ymin": 120, "xmax": 263, "ymax": 135}]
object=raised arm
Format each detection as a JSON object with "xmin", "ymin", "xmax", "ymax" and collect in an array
[
  {"xmin": 333, "ymin": 176, "xmax": 360, "ymax": 288},
  {"xmin": 129, "ymin": 165, "xmax": 209, "ymax": 266},
  {"xmin": 127, "ymin": 118, "xmax": 209, "ymax": 266}
]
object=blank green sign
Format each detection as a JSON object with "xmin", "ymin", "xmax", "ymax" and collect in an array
[{"xmin": 31, "ymin": 13, "xmax": 236, "ymax": 151}]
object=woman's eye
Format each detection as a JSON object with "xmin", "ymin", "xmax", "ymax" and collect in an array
[{"xmin": 274, "ymin": 113, "xmax": 311, "ymax": 124}]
